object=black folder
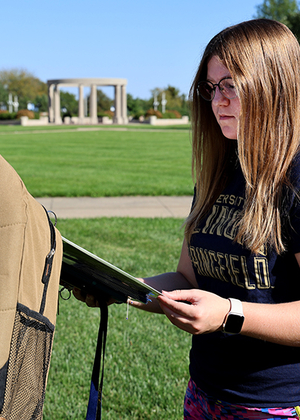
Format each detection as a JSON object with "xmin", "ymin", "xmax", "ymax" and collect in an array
[{"xmin": 60, "ymin": 237, "xmax": 160, "ymax": 304}]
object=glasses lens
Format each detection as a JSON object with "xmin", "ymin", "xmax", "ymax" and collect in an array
[
  {"xmin": 219, "ymin": 78, "xmax": 237, "ymax": 99},
  {"xmin": 198, "ymin": 81, "xmax": 214, "ymax": 101}
]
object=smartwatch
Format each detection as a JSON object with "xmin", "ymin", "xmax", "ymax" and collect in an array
[{"xmin": 222, "ymin": 298, "xmax": 244, "ymax": 334}]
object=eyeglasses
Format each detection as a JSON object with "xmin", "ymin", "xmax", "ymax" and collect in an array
[{"xmin": 197, "ymin": 77, "xmax": 237, "ymax": 101}]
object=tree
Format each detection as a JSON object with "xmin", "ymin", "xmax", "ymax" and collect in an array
[
  {"xmin": 255, "ymin": 0, "xmax": 298, "ymax": 23},
  {"xmin": 33, "ymin": 94, "xmax": 48, "ymax": 112},
  {"xmin": 254, "ymin": 0, "xmax": 300, "ymax": 41},
  {"xmin": 0, "ymin": 69, "xmax": 47, "ymax": 110},
  {"xmin": 150, "ymin": 85, "xmax": 189, "ymax": 116},
  {"xmin": 127, "ymin": 93, "xmax": 152, "ymax": 119},
  {"xmin": 60, "ymin": 91, "xmax": 78, "ymax": 116},
  {"xmin": 96, "ymin": 89, "xmax": 113, "ymax": 114}
]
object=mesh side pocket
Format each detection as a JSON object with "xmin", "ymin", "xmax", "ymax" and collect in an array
[{"xmin": 0, "ymin": 303, "xmax": 55, "ymax": 420}]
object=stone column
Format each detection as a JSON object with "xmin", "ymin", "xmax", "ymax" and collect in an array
[
  {"xmin": 48, "ymin": 84, "xmax": 54, "ymax": 123},
  {"xmin": 54, "ymin": 84, "xmax": 62, "ymax": 124},
  {"xmin": 78, "ymin": 84, "xmax": 85, "ymax": 124},
  {"xmin": 113, "ymin": 84, "xmax": 122, "ymax": 124},
  {"xmin": 89, "ymin": 84, "xmax": 98, "ymax": 124},
  {"xmin": 121, "ymin": 84, "xmax": 128, "ymax": 124}
]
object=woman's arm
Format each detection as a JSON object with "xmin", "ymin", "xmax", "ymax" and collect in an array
[
  {"xmin": 232, "ymin": 253, "xmax": 300, "ymax": 346},
  {"xmin": 130, "ymin": 239, "xmax": 198, "ymax": 313},
  {"xmin": 157, "ymin": 253, "xmax": 300, "ymax": 346},
  {"xmin": 240, "ymin": 253, "xmax": 300, "ymax": 346}
]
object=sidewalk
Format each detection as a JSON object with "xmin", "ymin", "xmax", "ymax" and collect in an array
[{"xmin": 36, "ymin": 196, "xmax": 193, "ymax": 219}]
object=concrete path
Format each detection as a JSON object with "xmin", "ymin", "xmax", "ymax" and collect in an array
[{"xmin": 36, "ymin": 196, "xmax": 193, "ymax": 219}]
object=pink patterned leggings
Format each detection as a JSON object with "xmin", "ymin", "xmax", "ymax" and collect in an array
[{"xmin": 184, "ymin": 379, "xmax": 299, "ymax": 420}]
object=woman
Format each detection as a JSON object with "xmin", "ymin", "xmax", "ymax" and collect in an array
[
  {"xmin": 77, "ymin": 19, "xmax": 300, "ymax": 419},
  {"xmin": 136, "ymin": 18, "xmax": 300, "ymax": 419}
]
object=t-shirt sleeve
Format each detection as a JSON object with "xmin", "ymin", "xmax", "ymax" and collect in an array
[
  {"xmin": 288, "ymin": 197, "xmax": 300, "ymax": 253},
  {"xmin": 286, "ymin": 155, "xmax": 300, "ymax": 254}
]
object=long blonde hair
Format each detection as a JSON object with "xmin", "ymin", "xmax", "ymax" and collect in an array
[{"xmin": 185, "ymin": 19, "xmax": 300, "ymax": 254}]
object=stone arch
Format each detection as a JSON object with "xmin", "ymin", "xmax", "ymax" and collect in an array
[{"xmin": 47, "ymin": 78, "xmax": 128, "ymax": 124}]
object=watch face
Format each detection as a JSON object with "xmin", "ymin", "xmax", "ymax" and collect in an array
[{"xmin": 224, "ymin": 313, "xmax": 244, "ymax": 334}]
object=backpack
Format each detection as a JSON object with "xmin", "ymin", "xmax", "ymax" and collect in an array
[{"xmin": 0, "ymin": 155, "xmax": 62, "ymax": 420}]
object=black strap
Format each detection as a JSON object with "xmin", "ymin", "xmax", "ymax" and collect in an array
[
  {"xmin": 39, "ymin": 208, "xmax": 56, "ymax": 315},
  {"xmin": 86, "ymin": 300, "xmax": 108, "ymax": 420}
]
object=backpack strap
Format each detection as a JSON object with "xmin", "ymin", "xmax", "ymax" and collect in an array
[
  {"xmin": 86, "ymin": 298, "xmax": 108, "ymax": 420},
  {"xmin": 39, "ymin": 207, "xmax": 56, "ymax": 315}
]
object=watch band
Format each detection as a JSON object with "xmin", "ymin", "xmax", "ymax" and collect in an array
[{"xmin": 228, "ymin": 298, "xmax": 244, "ymax": 316}]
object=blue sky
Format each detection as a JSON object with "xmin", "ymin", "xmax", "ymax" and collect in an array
[{"xmin": 2, "ymin": 0, "xmax": 260, "ymax": 99}]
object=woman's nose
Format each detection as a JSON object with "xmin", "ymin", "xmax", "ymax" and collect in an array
[{"xmin": 212, "ymin": 86, "xmax": 230, "ymax": 105}]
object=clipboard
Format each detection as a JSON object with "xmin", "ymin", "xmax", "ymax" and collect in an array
[{"xmin": 60, "ymin": 237, "xmax": 161, "ymax": 304}]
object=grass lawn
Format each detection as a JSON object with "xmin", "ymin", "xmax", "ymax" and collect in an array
[
  {"xmin": 43, "ymin": 217, "xmax": 191, "ymax": 420},
  {"xmin": 0, "ymin": 125, "xmax": 194, "ymax": 418},
  {"xmin": 0, "ymin": 125, "xmax": 193, "ymax": 197},
  {"xmin": 0, "ymin": 123, "xmax": 191, "ymax": 132}
]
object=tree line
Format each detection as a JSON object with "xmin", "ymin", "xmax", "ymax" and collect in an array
[{"xmin": 0, "ymin": 69, "xmax": 189, "ymax": 120}]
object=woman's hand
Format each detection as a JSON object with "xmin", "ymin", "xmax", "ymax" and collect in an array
[
  {"xmin": 72, "ymin": 287, "xmax": 116, "ymax": 307},
  {"xmin": 157, "ymin": 289, "xmax": 230, "ymax": 335}
]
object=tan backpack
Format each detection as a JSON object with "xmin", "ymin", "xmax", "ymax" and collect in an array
[{"xmin": 0, "ymin": 155, "xmax": 62, "ymax": 420}]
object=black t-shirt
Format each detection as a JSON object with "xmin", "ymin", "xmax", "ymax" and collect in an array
[{"xmin": 188, "ymin": 159, "xmax": 300, "ymax": 407}]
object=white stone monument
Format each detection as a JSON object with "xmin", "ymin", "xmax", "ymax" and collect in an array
[
  {"xmin": 47, "ymin": 78, "xmax": 128, "ymax": 125},
  {"xmin": 13, "ymin": 96, "xmax": 19, "ymax": 112},
  {"xmin": 161, "ymin": 92, "xmax": 167, "ymax": 114},
  {"xmin": 7, "ymin": 94, "xmax": 13, "ymax": 113},
  {"xmin": 153, "ymin": 90, "xmax": 159, "ymax": 111}
]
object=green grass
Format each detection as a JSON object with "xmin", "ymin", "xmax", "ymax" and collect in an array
[
  {"xmin": 43, "ymin": 217, "xmax": 191, "ymax": 420},
  {"xmin": 0, "ymin": 127, "xmax": 193, "ymax": 197},
  {"xmin": 0, "ymin": 123, "xmax": 191, "ymax": 132},
  {"xmin": 0, "ymin": 125, "xmax": 193, "ymax": 417}
]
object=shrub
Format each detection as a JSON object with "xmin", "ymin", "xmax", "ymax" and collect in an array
[
  {"xmin": 97, "ymin": 110, "xmax": 114, "ymax": 119},
  {"xmin": 0, "ymin": 112, "xmax": 17, "ymax": 120},
  {"xmin": 162, "ymin": 109, "xmax": 182, "ymax": 119},
  {"xmin": 16, "ymin": 109, "xmax": 35, "ymax": 119},
  {"xmin": 145, "ymin": 108, "xmax": 163, "ymax": 119},
  {"xmin": 131, "ymin": 109, "xmax": 145, "ymax": 120}
]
